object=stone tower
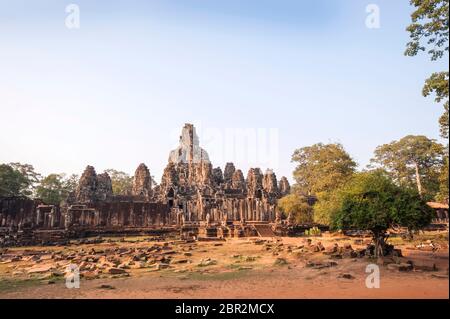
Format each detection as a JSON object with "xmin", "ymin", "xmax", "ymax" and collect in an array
[
  {"xmin": 75, "ymin": 166, "xmax": 98, "ymax": 203},
  {"xmin": 168, "ymin": 123, "xmax": 210, "ymax": 165},
  {"xmin": 132, "ymin": 163, "xmax": 152, "ymax": 197},
  {"xmin": 279, "ymin": 177, "xmax": 291, "ymax": 197},
  {"xmin": 75, "ymin": 166, "xmax": 113, "ymax": 203}
]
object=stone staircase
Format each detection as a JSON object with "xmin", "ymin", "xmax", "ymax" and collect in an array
[{"xmin": 254, "ymin": 224, "xmax": 275, "ymax": 237}]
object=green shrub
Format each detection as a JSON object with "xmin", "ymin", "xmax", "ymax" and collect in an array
[{"xmin": 304, "ymin": 226, "xmax": 321, "ymax": 236}]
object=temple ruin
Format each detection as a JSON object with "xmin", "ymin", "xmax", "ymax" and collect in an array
[{"xmin": 0, "ymin": 124, "xmax": 291, "ymax": 245}]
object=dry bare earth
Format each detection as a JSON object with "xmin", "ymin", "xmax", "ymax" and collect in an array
[{"xmin": 0, "ymin": 233, "xmax": 448, "ymax": 299}]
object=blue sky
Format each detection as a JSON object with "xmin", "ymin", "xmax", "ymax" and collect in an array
[{"xmin": 0, "ymin": 0, "xmax": 448, "ymax": 183}]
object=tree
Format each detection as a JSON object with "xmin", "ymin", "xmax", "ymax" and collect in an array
[
  {"xmin": 291, "ymin": 143, "xmax": 357, "ymax": 195},
  {"xmin": 105, "ymin": 169, "xmax": 133, "ymax": 195},
  {"xmin": 313, "ymin": 188, "xmax": 344, "ymax": 225},
  {"xmin": 0, "ymin": 164, "xmax": 30, "ymax": 197},
  {"xmin": 278, "ymin": 194, "xmax": 313, "ymax": 224},
  {"xmin": 64, "ymin": 174, "xmax": 79, "ymax": 195},
  {"xmin": 423, "ymin": 72, "xmax": 449, "ymax": 138},
  {"xmin": 370, "ymin": 135, "xmax": 445, "ymax": 197},
  {"xmin": 331, "ymin": 171, "xmax": 434, "ymax": 257},
  {"xmin": 35, "ymin": 174, "xmax": 65, "ymax": 205},
  {"xmin": 405, "ymin": 0, "xmax": 449, "ymax": 60},
  {"xmin": 35, "ymin": 173, "xmax": 79, "ymax": 205},
  {"xmin": 7, "ymin": 162, "xmax": 41, "ymax": 196},
  {"xmin": 405, "ymin": 0, "xmax": 449, "ymax": 138},
  {"xmin": 436, "ymin": 155, "xmax": 449, "ymax": 201}
]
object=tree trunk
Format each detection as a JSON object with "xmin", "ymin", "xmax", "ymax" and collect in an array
[
  {"xmin": 407, "ymin": 229, "xmax": 414, "ymax": 241},
  {"xmin": 373, "ymin": 232, "xmax": 386, "ymax": 258},
  {"xmin": 414, "ymin": 162, "xmax": 423, "ymax": 197}
]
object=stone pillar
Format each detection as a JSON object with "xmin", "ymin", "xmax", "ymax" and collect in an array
[
  {"xmin": 64, "ymin": 210, "xmax": 72, "ymax": 230},
  {"xmin": 36, "ymin": 207, "xmax": 42, "ymax": 227},
  {"xmin": 49, "ymin": 207, "xmax": 56, "ymax": 228}
]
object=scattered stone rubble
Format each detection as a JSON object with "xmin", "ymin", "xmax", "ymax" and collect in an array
[
  {"xmin": 0, "ymin": 239, "xmax": 203, "ymax": 281},
  {"xmin": 245, "ymin": 236, "xmax": 446, "ymax": 275},
  {"xmin": 414, "ymin": 240, "xmax": 444, "ymax": 252},
  {"xmin": 0, "ymin": 235, "xmax": 447, "ymax": 286}
]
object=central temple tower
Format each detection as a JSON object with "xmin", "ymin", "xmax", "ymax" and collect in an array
[{"xmin": 168, "ymin": 123, "xmax": 210, "ymax": 165}]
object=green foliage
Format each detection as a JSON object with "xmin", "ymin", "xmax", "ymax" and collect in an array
[
  {"xmin": 436, "ymin": 155, "xmax": 449, "ymax": 201},
  {"xmin": 0, "ymin": 163, "xmax": 41, "ymax": 197},
  {"xmin": 105, "ymin": 169, "xmax": 133, "ymax": 195},
  {"xmin": 0, "ymin": 164, "xmax": 30, "ymax": 197},
  {"xmin": 439, "ymin": 103, "xmax": 449, "ymax": 139},
  {"xmin": 331, "ymin": 171, "xmax": 434, "ymax": 235},
  {"xmin": 405, "ymin": 0, "xmax": 449, "ymax": 138},
  {"xmin": 313, "ymin": 189, "xmax": 344, "ymax": 225},
  {"xmin": 278, "ymin": 194, "xmax": 313, "ymax": 224},
  {"xmin": 423, "ymin": 72, "xmax": 449, "ymax": 138},
  {"xmin": 8, "ymin": 163, "xmax": 41, "ymax": 196},
  {"xmin": 304, "ymin": 226, "xmax": 321, "ymax": 236},
  {"xmin": 35, "ymin": 174, "xmax": 64, "ymax": 204},
  {"xmin": 35, "ymin": 173, "xmax": 78, "ymax": 205},
  {"xmin": 392, "ymin": 187, "xmax": 436, "ymax": 232},
  {"xmin": 405, "ymin": 0, "xmax": 449, "ymax": 61},
  {"xmin": 370, "ymin": 135, "xmax": 445, "ymax": 197},
  {"xmin": 63, "ymin": 174, "xmax": 79, "ymax": 195},
  {"xmin": 290, "ymin": 143, "xmax": 356, "ymax": 226},
  {"xmin": 291, "ymin": 143, "xmax": 357, "ymax": 195}
]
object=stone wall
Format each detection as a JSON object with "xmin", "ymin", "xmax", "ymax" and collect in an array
[
  {"xmin": 0, "ymin": 196, "xmax": 169, "ymax": 232},
  {"xmin": 65, "ymin": 201, "xmax": 169, "ymax": 229},
  {"xmin": 0, "ymin": 196, "xmax": 39, "ymax": 229},
  {"xmin": 0, "ymin": 197, "xmax": 64, "ymax": 230}
]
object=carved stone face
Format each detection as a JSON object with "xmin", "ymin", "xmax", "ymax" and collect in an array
[
  {"xmin": 132, "ymin": 163, "xmax": 152, "ymax": 197},
  {"xmin": 168, "ymin": 124, "xmax": 210, "ymax": 164},
  {"xmin": 232, "ymin": 170, "xmax": 245, "ymax": 189}
]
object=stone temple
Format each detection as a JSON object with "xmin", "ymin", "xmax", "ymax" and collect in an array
[{"xmin": 0, "ymin": 124, "xmax": 291, "ymax": 245}]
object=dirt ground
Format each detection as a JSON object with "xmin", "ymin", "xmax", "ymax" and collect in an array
[{"xmin": 0, "ymin": 232, "xmax": 448, "ymax": 299}]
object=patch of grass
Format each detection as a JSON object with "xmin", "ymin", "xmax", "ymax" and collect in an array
[
  {"xmin": 186, "ymin": 270, "xmax": 252, "ymax": 281},
  {"xmin": 387, "ymin": 237, "xmax": 405, "ymax": 245},
  {"xmin": 414, "ymin": 233, "xmax": 448, "ymax": 244},
  {"xmin": 239, "ymin": 255, "xmax": 260, "ymax": 262},
  {"xmin": 197, "ymin": 259, "xmax": 217, "ymax": 267},
  {"xmin": 388, "ymin": 232, "xmax": 449, "ymax": 246},
  {"xmin": 228, "ymin": 263, "xmax": 254, "ymax": 271},
  {"xmin": 0, "ymin": 277, "xmax": 45, "ymax": 293}
]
